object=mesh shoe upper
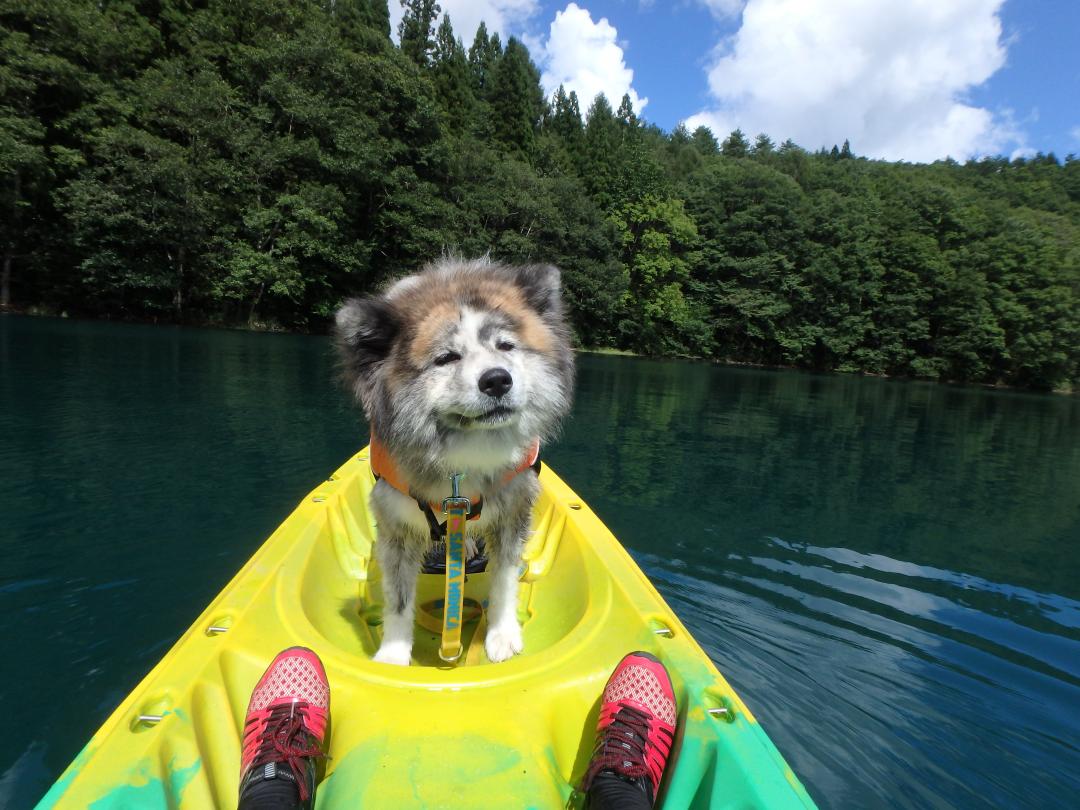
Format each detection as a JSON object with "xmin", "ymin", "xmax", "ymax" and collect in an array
[
  {"xmin": 584, "ymin": 651, "xmax": 677, "ymax": 804},
  {"xmin": 240, "ymin": 647, "xmax": 330, "ymax": 805}
]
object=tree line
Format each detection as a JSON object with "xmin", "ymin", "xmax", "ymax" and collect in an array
[{"xmin": 2, "ymin": 0, "xmax": 1078, "ymax": 389}]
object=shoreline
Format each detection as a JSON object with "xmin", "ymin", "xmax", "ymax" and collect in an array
[{"xmin": 5, "ymin": 306, "xmax": 1074, "ymax": 395}]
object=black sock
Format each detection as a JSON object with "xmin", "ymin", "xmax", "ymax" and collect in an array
[
  {"xmin": 237, "ymin": 776, "xmax": 302, "ymax": 810},
  {"xmin": 587, "ymin": 770, "xmax": 653, "ymax": 810}
]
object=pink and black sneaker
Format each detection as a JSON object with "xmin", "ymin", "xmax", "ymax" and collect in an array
[
  {"xmin": 583, "ymin": 651, "xmax": 678, "ymax": 807},
  {"xmin": 239, "ymin": 647, "xmax": 330, "ymax": 810}
]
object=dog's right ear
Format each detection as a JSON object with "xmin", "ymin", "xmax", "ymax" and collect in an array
[
  {"xmin": 510, "ymin": 264, "xmax": 569, "ymax": 322},
  {"xmin": 334, "ymin": 297, "xmax": 399, "ymax": 384}
]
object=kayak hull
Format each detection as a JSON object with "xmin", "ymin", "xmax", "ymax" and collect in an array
[{"xmin": 37, "ymin": 450, "xmax": 815, "ymax": 809}]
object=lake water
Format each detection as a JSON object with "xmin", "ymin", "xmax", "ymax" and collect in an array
[{"xmin": 2, "ymin": 314, "xmax": 1079, "ymax": 809}]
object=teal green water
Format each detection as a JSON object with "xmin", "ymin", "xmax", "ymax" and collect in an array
[{"xmin": 2, "ymin": 314, "xmax": 1079, "ymax": 809}]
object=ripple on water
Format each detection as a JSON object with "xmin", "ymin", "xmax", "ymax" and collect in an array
[{"xmin": 637, "ymin": 538, "xmax": 1080, "ymax": 809}]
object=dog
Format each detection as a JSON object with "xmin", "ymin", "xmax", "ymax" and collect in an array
[{"xmin": 334, "ymin": 258, "xmax": 575, "ymax": 664}]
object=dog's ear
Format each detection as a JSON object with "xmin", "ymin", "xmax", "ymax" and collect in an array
[
  {"xmin": 507, "ymin": 264, "xmax": 564, "ymax": 317},
  {"xmin": 334, "ymin": 297, "xmax": 399, "ymax": 384}
]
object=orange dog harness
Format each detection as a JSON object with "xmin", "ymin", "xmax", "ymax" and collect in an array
[{"xmin": 368, "ymin": 432, "xmax": 540, "ymax": 532}]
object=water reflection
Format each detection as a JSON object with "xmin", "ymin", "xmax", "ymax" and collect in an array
[{"xmin": 550, "ymin": 355, "xmax": 1080, "ymax": 808}]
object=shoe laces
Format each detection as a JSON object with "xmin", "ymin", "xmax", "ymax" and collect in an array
[
  {"xmin": 251, "ymin": 701, "xmax": 326, "ymax": 802},
  {"xmin": 583, "ymin": 702, "xmax": 656, "ymax": 794}
]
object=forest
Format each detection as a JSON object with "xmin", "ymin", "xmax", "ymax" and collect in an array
[{"xmin": 2, "ymin": 0, "xmax": 1078, "ymax": 389}]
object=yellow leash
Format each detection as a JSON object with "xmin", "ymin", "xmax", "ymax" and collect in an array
[
  {"xmin": 416, "ymin": 597, "xmax": 489, "ymax": 666},
  {"xmin": 439, "ymin": 473, "xmax": 470, "ymax": 663}
]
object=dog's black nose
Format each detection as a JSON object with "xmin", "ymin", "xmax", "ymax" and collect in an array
[{"xmin": 478, "ymin": 367, "xmax": 513, "ymax": 399}]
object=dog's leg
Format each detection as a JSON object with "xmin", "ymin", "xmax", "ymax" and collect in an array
[
  {"xmin": 484, "ymin": 508, "xmax": 531, "ymax": 663},
  {"xmin": 464, "ymin": 534, "xmax": 480, "ymax": 560},
  {"xmin": 374, "ymin": 531, "xmax": 423, "ymax": 666}
]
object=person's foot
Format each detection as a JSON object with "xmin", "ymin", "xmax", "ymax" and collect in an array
[
  {"xmin": 239, "ymin": 647, "xmax": 330, "ymax": 810},
  {"xmin": 583, "ymin": 651, "xmax": 677, "ymax": 806}
]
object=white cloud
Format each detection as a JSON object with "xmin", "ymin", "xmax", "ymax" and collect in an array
[
  {"xmin": 539, "ymin": 3, "xmax": 647, "ymax": 115},
  {"xmin": 388, "ymin": 0, "xmax": 540, "ymax": 44},
  {"xmin": 695, "ymin": 0, "xmax": 746, "ymax": 19},
  {"xmin": 384, "ymin": 2, "xmax": 647, "ymax": 119},
  {"xmin": 1071, "ymin": 126, "xmax": 1080, "ymax": 147},
  {"xmin": 685, "ymin": 0, "xmax": 1022, "ymax": 162}
]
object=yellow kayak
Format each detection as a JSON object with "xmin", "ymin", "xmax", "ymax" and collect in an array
[{"xmin": 36, "ymin": 449, "xmax": 816, "ymax": 809}]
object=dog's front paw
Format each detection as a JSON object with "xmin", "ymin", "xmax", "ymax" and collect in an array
[
  {"xmin": 373, "ymin": 640, "xmax": 412, "ymax": 666},
  {"xmin": 485, "ymin": 620, "xmax": 523, "ymax": 663},
  {"xmin": 464, "ymin": 535, "xmax": 480, "ymax": 560}
]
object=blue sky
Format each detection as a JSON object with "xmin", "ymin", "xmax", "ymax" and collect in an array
[{"xmin": 390, "ymin": 0, "xmax": 1080, "ymax": 162}]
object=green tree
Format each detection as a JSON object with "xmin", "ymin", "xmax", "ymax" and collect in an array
[
  {"xmin": 329, "ymin": 0, "xmax": 391, "ymax": 42},
  {"xmin": 0, "ymin": 0, "xmax": 159, "ymax": 309},
  {"xmin": 0, "ymin": 27, "xmax": 47, "ymax": 309},
  {"xmin": 431, "ymin": 15, "xmax": 473, "ymax": 131},
  {"xmin": 547, "ymin": 85, "xmax": 583, "ymax": 149},
  {"xmin": 58, "ymin": 0, "xmax": 448, "ymax": 324},
  {"xmin": 610, "ymin": 195, "xmax": 706, "ymax": 353},
  {"xmin": 59, "ymin": 58, "xmax": 238, "ymax": 317},
  {"xmin": 616, "ymin": 93, "xmax": 638, "ymax": 127},
  {"xmin": 487, "ymin": 38, "xmax": 544, "ymax": 155},
  {"xmin": 721, "ymin": 128, "xmax": 750, "ymax": 158},
  {"xmin": 580, "ymin": 94, "xmax": 621, "ymax": 210},
  {"xmin": 691, "ymin": 126, "xmax": 719, "ymax": 155},
  {"xmin": 752, "ymin": 133, "xmax": 775, "ymax": 157},
  {"xmin": 685, "ymin": 157, "xmax": 806, "ymax": 363},
  {"xmin": 467, "ymin": 21, "xmax": 500, "ymax": 97},
  {"xmin": 398, "ymin": 0, "xmax": 441, "ymax": 66}
]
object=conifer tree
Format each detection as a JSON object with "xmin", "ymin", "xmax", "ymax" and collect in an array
[
  {"xmin": 548, "ymin": 85, "xmax": 584, "ymax": 154},
  {"xmin": 721, "ymin": 128, "xmax": 750, "ymax": 158},
  {"xmin": 753, "ymin": 133, "xmax": 775, "ymax": 156},
  {"xmin": 670, "ymin": 124, "xmax": 691, "ymax": 146},
  {"xmin": 488, "ymin": 38, "xmax": 543, "ymax": 155},
  {"xmin": 567, "ymin": 90, "xmax": 582, "ymax": 125},
  {"xmin": 431, "ymin": 15, "xmax": 472, "ymax": 127},
  {"xmin": 467, "ymin": 22, "xmax": 502, "ymax": 97},
  {"xmin": 399, "ymin": 0, "xmax": 441, "ymax": 66},
  {"xmin": 691, "ymin": 126, "xmax": 719, "ymax": 155},
  {"xmin": 329, "ymin": 0, "xmax": 391, "ymax": 41},
  {"xmin": 581, "ymin": 93, "xmax": 620, "ymax": 210},
  {"xmin": 664, "ymin": 124, "xmax": 702, "ymax": 180}
]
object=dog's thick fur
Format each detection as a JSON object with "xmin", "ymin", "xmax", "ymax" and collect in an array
[{"xmin": 334, "ymin": 258, "xmax": 574, "ymax": 664}]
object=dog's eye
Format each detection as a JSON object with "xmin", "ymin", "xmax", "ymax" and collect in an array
[
  {"xmin": 496, "ymin": 340, "xmax": 515, "ymax": 352},
  {"xmin": 434, "ymin": 351, "xmax": 461, "ymax": 366}
]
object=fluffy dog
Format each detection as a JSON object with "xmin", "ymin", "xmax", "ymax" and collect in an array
[{"xmin": 334, "ymin": 258, "xmax": 574, "ymax": 664}]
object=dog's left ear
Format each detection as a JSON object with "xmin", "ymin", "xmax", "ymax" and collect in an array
[{"xmin": 508, "ymin": 264, "xmax": 563, "ymax": 317}]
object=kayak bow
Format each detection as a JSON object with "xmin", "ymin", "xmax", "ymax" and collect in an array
[{"xmin": 37, "ymin": 449, "xmax": 816, "ymax": 809}]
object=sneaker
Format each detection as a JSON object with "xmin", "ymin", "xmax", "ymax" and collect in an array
[
  {"xmin": 583, "ymin": 651, "xmax": 677, "ymax": 805},
  {"xmin": 239, "ymin": 647, "xmax": 330, "ymax": 809}
]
